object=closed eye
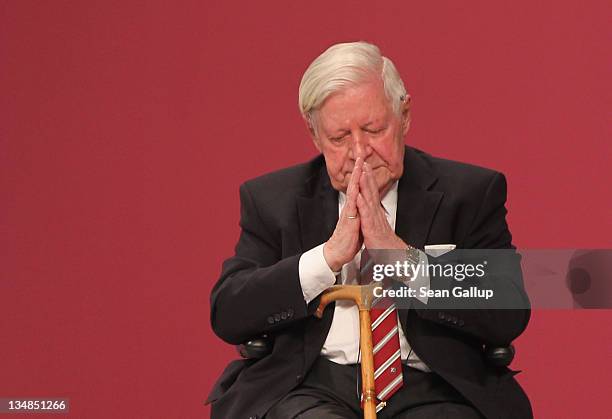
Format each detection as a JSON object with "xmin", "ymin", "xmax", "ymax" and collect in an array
[
  {"xmin": 329, "ymin": 134, "xmax": 348, "ymax": 144},
  {"xmin": 365, "ymin": 126, "xmax": 386, "ymax": 135}
]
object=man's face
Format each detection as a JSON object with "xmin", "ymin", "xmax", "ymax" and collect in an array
[{"xmin": 310, "ymin": 78, "xmax": 410, "ymax": 195}]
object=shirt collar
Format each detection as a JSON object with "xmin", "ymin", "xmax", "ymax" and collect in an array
[{"xmin": 381, "ymin": 180, "xmax": 398, "ymax": 216}]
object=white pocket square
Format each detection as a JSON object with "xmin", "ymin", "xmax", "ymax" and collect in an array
[{"xmin": 424, "ymin": 244, "xmax": 456, "ymax": 257}]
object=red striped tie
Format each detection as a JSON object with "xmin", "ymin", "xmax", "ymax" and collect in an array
[{"xmin": 360, "ymin": 250, "xmax": 403, "ymax": 412}]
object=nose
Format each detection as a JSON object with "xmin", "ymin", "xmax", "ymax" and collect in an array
[{"xmin": 349, "ymin": 132, "xmax": 372, "ymax": 161}]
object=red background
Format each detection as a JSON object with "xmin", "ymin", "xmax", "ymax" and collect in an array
[{"xmin": 1, "ymin": 1, "xmax": 611, "ymax": 418}]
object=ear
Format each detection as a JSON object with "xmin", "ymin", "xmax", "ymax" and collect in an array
[
  {"xmin": 303, "ymin": 115, "xmax": 322, "ymax": 152},
  {"xmin": 400, "ymin": 95, "xmax": 412, "ymax": 136}
]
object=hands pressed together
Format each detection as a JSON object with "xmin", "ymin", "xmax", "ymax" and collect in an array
[{"xmin": 323, "ymin": 158, "xmax": 409, "ymax": 272}]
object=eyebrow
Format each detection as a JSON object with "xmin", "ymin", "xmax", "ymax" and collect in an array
[
  {"xmin": 328, "ymin": 120, "xmax": 385, "ymax": 137},
  {"xmin": 330, "ymin": 129, "xmax": 350, "ymax": 137},
  {"xmin": 332, "ymin": 121, "xmax": 376, "ymax": 133}
]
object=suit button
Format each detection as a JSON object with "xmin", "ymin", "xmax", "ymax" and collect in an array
[
  {"xmin": 267, "ymin": 316, "xmax": 274, "ymax": 324},
  {"xmin": 281, "ymin": 311, "xmax": 288, "ymax": 320},
  {"xmin": 274, "ymin": 313, "xmax": 281, "ymax": 322},
  {"xmin": 438, "ymin": 312, "xmax": 445, "ymax": 320},
  {"xmin": 287, "ymin": 308, "xmax": 294, "ymax": 317},
  {"xmin": 296, "ymin": 374, "xmax": 302, "ymax": 382},
  {"xmin": 249, "ymin": 416, "xmax": 258, "ymax": 419}
]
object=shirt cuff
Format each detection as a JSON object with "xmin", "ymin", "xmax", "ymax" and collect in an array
[{"xmin": 299, "ymin": 243, "xmax": 337, "ymax": 304}]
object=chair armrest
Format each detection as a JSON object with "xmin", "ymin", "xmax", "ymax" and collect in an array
[
  {"xmin": 484, "ymin": 344, "xmax": 515, "ymax": 367},
  {"xmin": 236, "ymin": 335, "xmax": 272, "ymax": 359}
]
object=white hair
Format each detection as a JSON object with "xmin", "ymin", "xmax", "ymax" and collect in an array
[{"xmin": 298, "ymin": 41, "xmax": 408, "ymax": 132}]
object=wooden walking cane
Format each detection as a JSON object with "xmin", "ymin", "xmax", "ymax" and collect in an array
[{"xmin": 314, "ymin": 283, "xmax": 379, "ymax": 419}]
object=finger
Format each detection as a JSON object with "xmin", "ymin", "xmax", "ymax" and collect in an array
[
  {"xmin": 356, "ymin": 193, "xmax": 369, "ymax": 218},
  {"xmin": 359, "ymin": 162, "xmax": 376, "ymax": 205},
  {"xmin": 348, "ymin": 157, "xmax": 363, "ymax": 195},
  {"xmin": 343, "ymin": 158, "xmax": 363, "ymax": 218},
  {"xmin": 363, "ymin": 162, "xmax": 381, "ymax": 203}
]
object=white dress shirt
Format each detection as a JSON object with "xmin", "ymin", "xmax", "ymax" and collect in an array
[{"xmin": 298, "ymin": 181, "xmax": 431, "ymax": 371}]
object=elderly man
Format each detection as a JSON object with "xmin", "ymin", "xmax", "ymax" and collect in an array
[{"xmin": 207, "ymin": 42, "xmax": 531, "ymax": 419}]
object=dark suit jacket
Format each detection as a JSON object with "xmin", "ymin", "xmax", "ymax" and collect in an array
[{"xmin": 207, "ymin": 146, "xmax": 532, "ymax": 419}]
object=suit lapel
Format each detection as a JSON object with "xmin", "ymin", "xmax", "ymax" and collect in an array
[
  {"xmin": 395, "ymin": 186, "xmax": 443, "ymax": 249},
  {"xmin": 297, "ymin": 166, "xmax": 338, "ymax": 252},
  {"xmin": 297, "ymin": 163, "xmax": 339, "ymax": 368},
  {"xmin": 394, "ymin": 146, "xmax": 443, "ymax": 248},
  {"xmin": 395, "ymin": 147, "xmax": 443, "ymax": 328}
]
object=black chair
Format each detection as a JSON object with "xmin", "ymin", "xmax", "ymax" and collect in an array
[{"xmin": 238, "ymin": 335, "xmax": 515, "ymax": 367}]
